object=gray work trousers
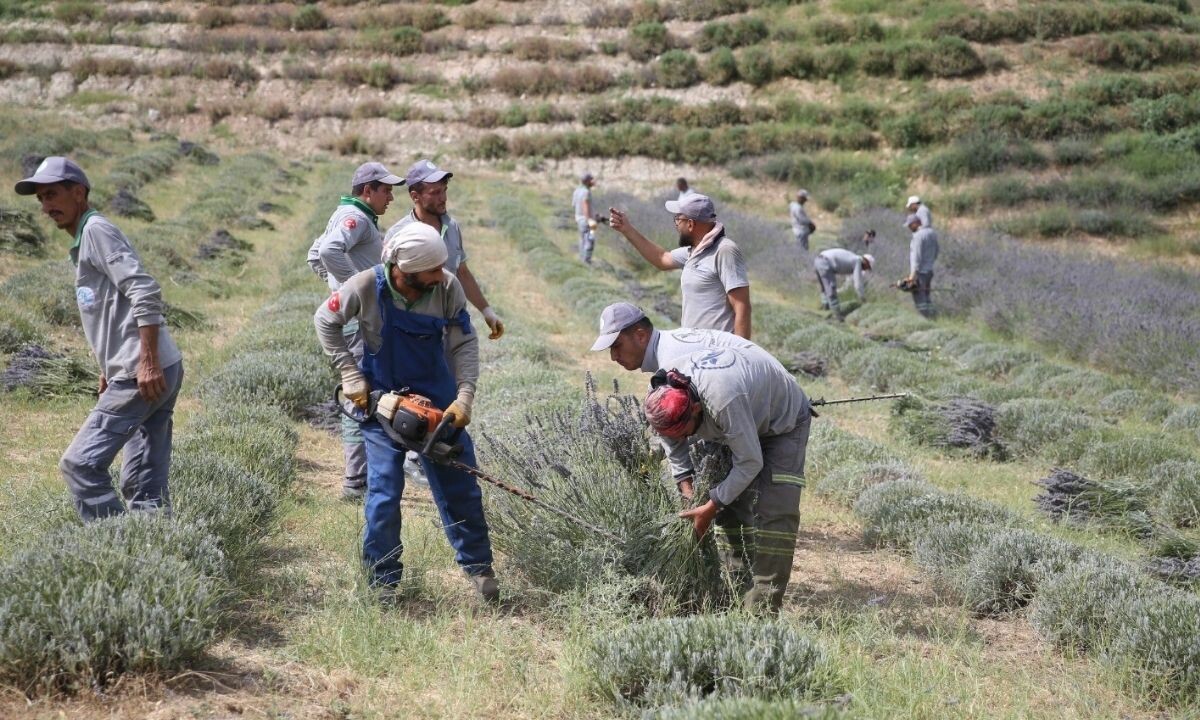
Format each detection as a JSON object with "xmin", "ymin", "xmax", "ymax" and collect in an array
[
  {"xmin": 713, "ymin": 411, "xmax": 811, "ymax": 613},
  {"xmin": 912, "ymin": 271, "xmax": 934, "ymax": 318},
  {"xmin": 60, "ymin": 360, "xmax": 184, "ymax": 522},
  {"xmin": 794, "ymin": 228, "xmax": 811, "ymax": 252},
  {"xmin": 813, "ymin": 255, "xmax": 839, "ymax": 313},
  {"xmin": 577, "ymin": 218, "xmax": 595, "ymax": 264},
  {"xmin": 342, "ymin": 323, "xmax": 367, "ymax": 490}
]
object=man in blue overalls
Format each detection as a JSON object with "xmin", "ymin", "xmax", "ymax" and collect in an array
[{"xmin": 314, "ymin": 222, "xmax": 497, "ymax": 602}]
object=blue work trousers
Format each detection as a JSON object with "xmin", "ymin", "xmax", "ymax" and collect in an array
[{"xmin": 360, "ymin": 419, "xmax": 493, "ymax": 587}]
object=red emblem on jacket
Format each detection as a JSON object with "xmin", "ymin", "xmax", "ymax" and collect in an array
[
  {"xmin": 327, "ymin": 292, "xmax": 340, "ymax": 312},
  {"xmin": 344, "ymin": 217, "xmax": 357, "ymax": 230}
]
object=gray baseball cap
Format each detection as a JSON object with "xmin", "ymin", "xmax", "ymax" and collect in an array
[
  {"xmin": 581, "ymin": 171, "xmax": 594, "ymax": 183},
  {"xmin": 351, "ymin": 161, "xmax": 404, "ymax": 188},
  {"xmin": 14, "ymin": 156, "xmax": 90, "ymax": 195},
  {"xmin": 590, "ymin": 302, "xmax": 648, "ymax": 352},
  {"xmin": 406, "ymin": 159, "xmax": 452, "ymax": 188},
  {"xmin": 904, "ymin": 213, "xmax": 921, "ymax": 227},
  {"xmin": 664, "ymin": 193, "xmax": 716, "ymax": 221}
]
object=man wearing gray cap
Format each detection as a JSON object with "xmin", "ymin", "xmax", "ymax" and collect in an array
[
  {"xmin": 306, "ymin": 161, "xmax": 404, "ymax": 500},
  {"xmin": 788, "ymin": 189, "xmax": 816, "ymax": 251},
  {"xmin": 904, "ymin": 213, "xmax": 939, "ymax": 318},
  {"xmin": 590, "ymin": 301, "xmax": 753, "ymax": 375},
  {"xmin": 813, "ymin": 248, "xmax": 873, "ymax": 319},
  {"xmin": 905, "ymin": 195, "xmax": 933, "ymax": 229},
  {"xmin": 609, "ymin": 193, "xmax": 751, "ymax": 338},
  {"xmin": 16, "ymin": 157, "xmax": 183, "ymax": 521},
  {"xmin": 573, "ymin": 172, "xmax": 597, "ymax": 264},
  {"xmin": 384, "ymin": 159, "xmax": 504, "ymax": 341}
]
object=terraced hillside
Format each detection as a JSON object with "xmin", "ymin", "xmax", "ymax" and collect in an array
[
  {"xmin": 2, "ymin": 0, "xmax": 1200, "ymax": 254},
  {"xmin": 2, "ymin": 1, "xmax": 1200, "ymax": 719}
]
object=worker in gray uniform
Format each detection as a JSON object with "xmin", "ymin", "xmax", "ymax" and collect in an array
[
  {"xmin": 307, "ymin": 161, "xmax": 405, "ymax": 500},
  {"xmin": 642, "ymin": 344, "xmax": 813, "ymax": 613},
  {"xmin": 313, "ymin": 223, "xmax": 496, "ymax": 602},
  {"xmin": 609, "ymin": 194, "xmax": 752, "ymax": 338},
  {"xmin": 17, "ymin": 157, "xmax": 183, "ymax": 521},
  {"xmin": 905, "ymin": 213, "xmax": 939, "ymax": 318},
  {"xmin": 905, "ymin": 195, "xmax": 933, "ymax": 229},
  {"xmin": 573, "ymin": 171, "xmax": 598, "ymax": 264},
  {"xmin": 590, "ymin": 302, "xmax": 754, "ymax": 373},
  {"xmin": 788, "ymin": 189, "xmax": 816, "ymax": 251},
  {"xmin": 813, "ymin": 248, "xmax": 874, "ymax": 318}
]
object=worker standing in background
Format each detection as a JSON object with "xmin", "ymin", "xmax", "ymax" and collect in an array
[
  {"xmin": 789, "ymin": 189, "xmax": 816, "ymax": 251},
  {"xmin": 905, "ymin": 213, "xmax": 939, "ymax": 318},
  {"xmin": 813, "ymin": 248, "xmax": 873, "ymax": 319},
  {"xmin": 573, "ymin": 171, "xmax": 598, "ymax": 264},
  {"xmin": 905, "ymin": 195, "xmax": 933, "ymax": 229},
  {"xmin": 306, "ymin": 161, "xmax": 405, "ymax": 500},
  {"xmin": 608, "ymin": 194, "xmax": 752, "ymax": 338}
]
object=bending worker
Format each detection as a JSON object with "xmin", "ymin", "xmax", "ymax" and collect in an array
[
  {"xmin": 314, "ymin": 223, "xmax": 497, "ymax": 603},
  {"xmin": 609, "ymin": 193, "xmax": 751, "ymax": 338},
  {"xmin": 17, "ymin": 157, "xmax": 183, "ymax": 520},
  {"xmin": 307, "ymin": 161, "xmax": 405, "ymax": 500},
  {"xmin": 590, "ymin": 303, "xmax": 811, "ymax": 613},
  {"xmin": 813, "ymin": 248, "xmax": 873, "ymax": 318},
  {"xmin": 905, "ymin": 213, "xmax": 939, "ymax": 318}
]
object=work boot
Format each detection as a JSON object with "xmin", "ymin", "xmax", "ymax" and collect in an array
[
  {"xmin": 341, "ymin": 480, "xmax": 366, "ymax": 501},
  {"xmin": 468, "ymin": 569, "xmax": 500, "ymax": 604}
]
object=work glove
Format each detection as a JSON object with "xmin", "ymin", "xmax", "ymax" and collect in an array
[
  {"xmin": 341, "ymin": 367, "xmax": 370, "ymax": 409},
  {"xmin": 587, "ymin": 218, "xmax": 598, "ymax": 230},
  {"xmin": 482, "ymin": 307, "xmax": 505, "ymax": 340},
  {"xmin": 445, "ymin": 399, "xmax": 472, "ymax": 429}
]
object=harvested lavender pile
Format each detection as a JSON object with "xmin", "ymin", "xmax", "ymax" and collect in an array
[
  {"xmin": 480, "ymin": 376, "xmax": 728, "ymax": 612},
  {"xmin": 2, "ymin": 344, "xmax": 93, "ymax": 396},
  {"xmin": 893, "ymin": 395, "xmax": 1001, "ymax": 459},
  {"xmin": 1034, "ymin": 469, "xmax": 1150, "ymax": 535},
  {"xmin": 784, "ymin": 351, "xmax": 828, "ymax": 378},
  {"xmin": 1146, "ymin": 556, "xmax": 1200, "ymax": 585}
]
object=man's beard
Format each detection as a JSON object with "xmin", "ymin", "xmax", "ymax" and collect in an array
[
  {"xmin": 678, "ymin": 233, "xmax": 691, "ymax": 247},
  {"xmin": 403, "ymin": 273, "xmax": 433, "ymax": 291}
]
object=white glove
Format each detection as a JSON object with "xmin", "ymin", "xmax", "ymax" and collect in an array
[
  {"xmin": 340, "ymin": 367, "xmax": 369, "ymax": 409},
  {"xmin": 481, "ymin": 307, "xmax": 505, "ymax": 340}
]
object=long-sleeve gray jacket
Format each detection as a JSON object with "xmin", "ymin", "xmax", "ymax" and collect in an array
[
  {"xmin": 659, "ymin": 346, "xmax": 808, "ymax": 507},
  {"xmin": 313, "ymin": 266, "xmax": 478, "ymax": 407},
  {"xmin": 816, "ymin": 248, "xmax": 868, "ymax": 300},
  {"xmin": 72, "ymin": 211, "xmax": 181, "ymax": 381},
  {"xmin": 789, "ymin": 201, "xmax": 814, "ymax": 235},
  {"xmin": 306, "ymin": 204, "xmax": 383, "ymax": 290},
  {"xmin": 909, "ymin": 227, "xmax": 939, "ymax": 275}
]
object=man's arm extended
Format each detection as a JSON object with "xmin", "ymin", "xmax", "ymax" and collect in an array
[{"xmin": 608, "ymin": 208, "xmax": 679, "ymax": 270}]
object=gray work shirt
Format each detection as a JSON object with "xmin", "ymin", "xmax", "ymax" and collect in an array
[
  {"xmin": 640, "ymin": 327, "xmax": 756, "ymax": 373},
  {"xmin": 71, "ymin": 211, "xmax": 181, "ymax": 382},
  {"xmin": 915, "ymin": 203, "xmax": 933, "ymax": 229},
  {"xmin": 385, "ymin": 210, "xmax": 468, "ymax": 276},
  {"xmin": 910, "ymin": 227, "xmax": 939, "ymax": 274},
  {"xmin": 667, "ymin": 232, "xmax": 749, "ymax": 333},
  {"xmin": 660, "ymin": 346, "xmax": 809, "ymax": 506},
  {"xmin": 572, "ymin": 185, "xmax": 591, "ymax": 221},
  {"xmin": 816, "ymin": 248, "xmax": 868, "ymax": 300},
  {"xmin": 789, "ymin": 201, "xmax": 814, "ymax": 235},
  {"xmin": 307, "ymin": 203, "xmax": 382, "ymax": 290},
  {"xmin": 313, "ymin": 266, "xmax": 479, "ymax": 404}
]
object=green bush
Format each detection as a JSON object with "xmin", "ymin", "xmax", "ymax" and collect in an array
[
  {"xmin": 0, "ymin": 204, "xmax": 48, "ymax": 256},
  {"xmin": 656, "ymin": 50, "xmax": 701, "ymax": 88},
  {"xmin": 205, "ymin": 348, "xmax": 335, "ymax": 418},
  {"xmin": 736, "ymin": 46, "xmax": 774, "ymax": 86},
  {"xmin": 956, "ymin": 529, "xmax": 1081, "ymax": 616},
  {"xmin": 703, "ymin": 46, "xmax": 740, "ymax": 85},
  {"xmin": 805, "ymin": 424, "xmax": 894, "ymax": 482},
  {"xmin": 1078, "ymin": 435, "xmax": 1192, "ymax": 479},
  {"xmin": 697, "ymin": 16, "xmax": 769, "ymax": 51},
  {"xmin": 0, "ymin": 514, "xmax": 225, "ymax": 693},
  {"xmin": 1106, "ymin": 590, "xmax": 1200, "ymax": 704},
  {"xmin": 0, "ymin": 260, "xmax": 79, "ymax": 326},
  {"xmin": 0, "ymin": 297, "xmax": 43, "ymax": 353},
  {"xmin": 292, "ymin": 5, "xmax": 328, "ymax": 31},
  {"xmin": 813, "ymin": 459, "xmax": 922, "ymax": 506},
  {"xmin": 1073, "ymin": 31, "xmax": 1200, "ymax": 71},
  {"xmin": 994, "ymin": 398, "xmax": 1098, "ymax": 459},
  {"xmin": 175, "ymin": 403, "xmax": 298, "ymax": 489},
  {"xmin": 585, "ymin": 615, "xmax": 841, "ymax": 708},
  {"xmin": 1163, "ymin": 404, "xmax": 1200, "ymax": 431},
  {"xmin": 912, "ymin": 521, "xmax": 1000, "ymax": 582},
  {"xmin": 628, "ymin": 22, "xmax": 671, "ymax": 61},
  {"xmin": 1149, "ymin": 460, "xmax": 1200, "ymax": 528},
  {"xmin": 853, "ymin": 479, "xmax": 1021, "ymax": 549},
  {"xmin": 1098, "ymin": 389, "xmax": 1171, "ymax": 422},
  {"xmin": 1029, "ymin": 555, "xmax": 1148, "ymax": 652},
  {"xmin": 171, "ymin": 450, "xmax": 277, "ymax": 573},
  {"xmin": 840, "ymin": 347, "xmax": 931, "ymax": 393}
]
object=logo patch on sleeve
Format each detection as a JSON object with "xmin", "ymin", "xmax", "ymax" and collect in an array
[
  {"xmin": 344, "ymin": 217, "xmax": 357, "ymax": 230},
  {"xmin": 327, "ymin": 292, "xmax": 341, "ymax": 312}
]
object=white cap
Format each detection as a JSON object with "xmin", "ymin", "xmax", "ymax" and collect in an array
[
  {"xmin": 906, "ymin": 195, "xmax": 921, "ymax": 207},
  {"xmin": 797, "ymin": 189, "xmax": 809, "ymax": 199},
  {"xmin": 381, "ymin": 222, "xmax": 447, "ymax": 273}
]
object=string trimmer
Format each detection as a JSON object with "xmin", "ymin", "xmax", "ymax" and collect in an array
[{"xmin": 335, "ymin": 385, "xmax": 623, "ymax": 543}]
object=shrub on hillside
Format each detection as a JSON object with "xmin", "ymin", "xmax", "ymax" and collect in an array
[
  {"xmin": 0, "ymin": 299, "xmax": 43, "ymax": 354},
  {"xmin": 0, "ymin": 260, "xmax": 78, "ymax": 326},
  {"xmin": 994, "ymin": 398, "xmax": 1097, "ymax": 459},
  {"xmin": 1073, "ymin": 31, "xmax": 1200, "ymax": 71},
  {"xmin": 655, "ymin": 50, "xmax": 700, "ymax": 88},
  {"xmin": 291, "ymin": 5, "xmax": 328, "ymax": 31},
  {"xmin": 584, "ymin": 615, "xmax": 841, "ymax": 708},
  {"xmin": 893, "ymin": 396, "xmax": 1001, "ymax": 459},
  {"xmin": 627, "ymin": 22, "xmax": 672, "ymax": 61},
  {"xmin": 697, "ymin": 16, "xmax": 768, "ymax": 51},
  {"xmin": 813, "ymin": 459, "xmax": 922, "ymax": 506},
  {"xmin": 171, "ymin": 450, "xmax": 277, "ymax": 573},
  {"xmin": 736, "ymin": 46, "xmax": 773, "ymax": 86},
  {"xmin": 1033, "ymin": 469, "xmax": 1149, "ymax": 533},
  {"xmin": 1106, "ymin": 590, "xmax": 1200, "ymax": 704},
  {"xmin": 0, "ymin": 205, "xmax": 47, "ymax": 256},
  {"xmin": 1078, "ymin": 435, "xmax": 1192, "ymax": 480},
  {"xmin": 804, "ymin": 424, "xmax": 894, "ymax": 482},
  {"xmin": 205, "ymin": 348, "xmax": 334, "ymax": 418},
  {"xmin": 1149, "ymin": 460, "xmax": 1200, "ymax": 528},
  {"xmin": 840, "ymin": 347, "xmax": 930, "ymax": 393},
  {"xmin": 912, "ymin": 521, "xmax": 1000, "ymax": 584},
  {"xmin": 853, "ymin": 479, "xmax": 1020, "ymax": 549},
  {"xmin": 1163, "ymin": 404, "xmax": 1200, "ymax": 431},
  {"xmin": 1098, "ymin": 389, "xmax": 1171, "ymax": 423},
  {"xmin": 0, "ymin": 514, "xmax": 225, "ymax": 693}
]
